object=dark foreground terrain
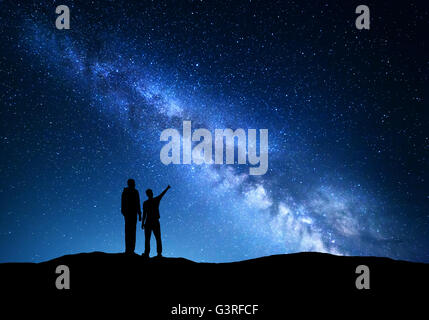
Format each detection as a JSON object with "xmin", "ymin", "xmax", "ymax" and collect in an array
[{"xmin": 1, "ymin": 252, "xmax": 427, "ymax": 317}]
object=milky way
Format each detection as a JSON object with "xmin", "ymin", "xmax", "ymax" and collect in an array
[{"xmin": 0, "ymin": 1, "xmax": 427, "ymax": 262}]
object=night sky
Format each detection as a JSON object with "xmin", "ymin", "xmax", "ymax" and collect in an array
[{"xmin": 0, "ymin": 0, "xmax": 428, "ymax": 263}]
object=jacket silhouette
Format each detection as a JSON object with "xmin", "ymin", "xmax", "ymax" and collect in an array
[
  {"xmin": 142, "ymin": 185, "xmax": 170, "ymax": 257},
  {"xmin": 121, "ymin": 179, "xmax": 142, "ymax": 254}
]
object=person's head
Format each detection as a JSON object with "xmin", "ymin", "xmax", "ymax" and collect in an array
[
  {"xmin": 127, "ymin": 179, "xmax": 135, "ymax": 189},
  {"xmin": 146, "ymin": 189, "xmax": 153, "ymax": 199}
]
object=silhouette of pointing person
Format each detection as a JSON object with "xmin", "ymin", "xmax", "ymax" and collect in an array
[
  {"xmin": 121, "ymin": 179, "xmax": 142, "ymax": 254},
  {"xmin": 142, "ymin": 185, "xmax": 170, "ymax": 258}
]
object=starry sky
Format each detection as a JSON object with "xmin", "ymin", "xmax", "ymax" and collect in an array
[{"xmin": 0, "ymin": 0, "xmax": 428, "ymax": 263}]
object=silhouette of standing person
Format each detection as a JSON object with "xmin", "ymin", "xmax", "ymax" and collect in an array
[
  {"xmin": 142, "ymin": 185, "xmax": 170, "ymax": 258},
  {"xmin": 121, "ymin": 179, "xmax": 142, "ymax": 254}
]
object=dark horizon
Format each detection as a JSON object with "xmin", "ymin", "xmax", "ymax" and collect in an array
[{"xmin": 3, "ymin": 250, "xmax": 429, "ymax": 266}]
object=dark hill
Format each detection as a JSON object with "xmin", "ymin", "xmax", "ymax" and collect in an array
[{"xmin": 1, "ymin": 252, "xmax": 427, "ymax": 317}]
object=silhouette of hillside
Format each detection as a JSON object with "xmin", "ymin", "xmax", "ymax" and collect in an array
[{"xmin": 1, "ymin": 252, "xmax": 427, "ymax": 317}]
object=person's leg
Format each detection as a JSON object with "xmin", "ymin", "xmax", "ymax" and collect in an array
[
  {"xmin": 125, "ymin": 216, "xmax": 137, "ymax": 254},
  {"xmin": 124, "ymin": 217, "xmax": 131, "ymax": 253},
  {"xmin": 130, "ymin": 218, "xmax": 137, "ymax": 253},
  {"xmin": 153, "ymin": 221, "xmax": 162, "ymax": 256},
  {"xmin": 144, "ymin": 224, "xmax": 152, "ymax": 256}
]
